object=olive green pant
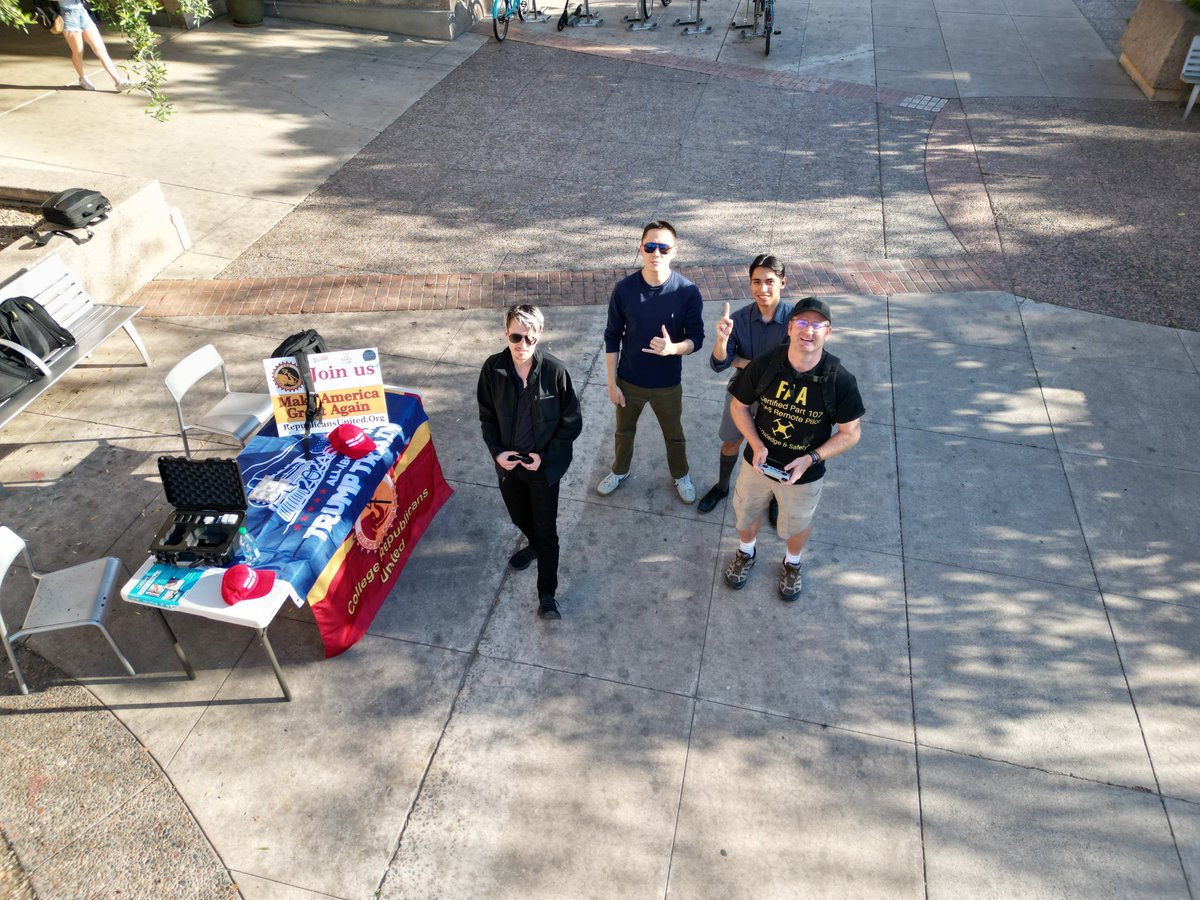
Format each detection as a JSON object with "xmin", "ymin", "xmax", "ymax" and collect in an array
[{"xmin": 612, "ymin": 378, "xmax": 688, "ymax": 479}]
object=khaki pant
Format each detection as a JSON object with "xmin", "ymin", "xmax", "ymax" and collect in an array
[{"xmin": 732, "ymin": 465, "xmax": 824, "ymax": 539}]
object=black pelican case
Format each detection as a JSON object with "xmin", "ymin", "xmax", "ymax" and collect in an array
[{"xmin": 149, "ymin": 457, "xmax": 247, "ymax": 566}]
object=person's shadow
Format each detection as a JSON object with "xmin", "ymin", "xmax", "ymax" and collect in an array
[{"xmin": 0, "ymin": 83, "xmax": 73, "ymax": 90}]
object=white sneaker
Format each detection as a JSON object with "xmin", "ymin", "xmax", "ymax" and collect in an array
[
  {"xmin": 596, "ymin": 471, "xmax": 628, "ymax": 496},
  {"xmin": 675, "ymin": 474, "xmax": 696, "ymax": 504},
  {"xmin": 79, "ymin": 77, "xmax": 96, "ymax": 91}
]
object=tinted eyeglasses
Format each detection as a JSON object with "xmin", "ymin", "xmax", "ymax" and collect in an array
[
  {"xmin": 642, "ymin": 242, "xmax": 674, "ymax": 255},
  {"xmin": 507, "ymin": 332, "xmax": 539, "ymax": 346},
  {"xmin": 790, "ymin": 319, "xmax": 830, "ymax": 333}
]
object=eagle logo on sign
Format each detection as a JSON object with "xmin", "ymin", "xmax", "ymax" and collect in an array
[
  {"xmin": 354, "ymin": 473, "xmax": 397, "ymax": 552},
  {"xmin": 271, "ymin": 362, "xmax": 304, "ymax": 391}
]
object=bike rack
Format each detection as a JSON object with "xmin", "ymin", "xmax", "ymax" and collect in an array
[
  {"xmin": 738, "ymin": 18, "xmax": 764, "ymax": 39},
  {"xmin": 524, "ymin": 0, "xmax": 551, "ymax": 23},
  {"xmin": 623, "ymin": 0, "xmax": 656, "ymax": 31},
  {"xmin": 675, "ymin": 0, "xmax": 710, "ymax": 35},
  {"xmin": 562, "ymin": 0, "xmax": 603, "ymax": 27},
  {"xmin": 731, "ymin": 0, "xmax": 756, "ymax": 31}
]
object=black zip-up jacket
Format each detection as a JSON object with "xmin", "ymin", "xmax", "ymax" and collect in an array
[{"xmin": 477, "ymin": 348, "xmax": 582, "ymax": 486}]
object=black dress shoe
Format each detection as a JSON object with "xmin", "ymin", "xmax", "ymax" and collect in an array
[
  {"xmin": 509, "ymin": 546, "xmax": 537, "ymax": 570},
  {"xmin": 768, "ymin": 496, "xmax": 779, "ymax": 527},
  {"xmin": 697, "ymin": 485, "xmax": 728, "ymax": 514},
  {"xmin": 538, "ymin": 595, "xmax": 561, "ymax": 619}
]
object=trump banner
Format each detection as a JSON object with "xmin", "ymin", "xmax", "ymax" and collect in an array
[{"xmin": 238, "ymin": 391, "xmax": 453, "ymax": 657}]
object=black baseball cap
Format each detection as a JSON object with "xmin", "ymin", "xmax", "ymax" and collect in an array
[{"xmin": 788, "ymin": 296, "xmax": 832, "ymax": 325}]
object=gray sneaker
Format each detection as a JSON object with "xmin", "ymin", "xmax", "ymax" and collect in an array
[
  {"xmin": 675, "ymin": 474, "xmax": 696, "ymax": 504},
  {"xmin": 724, "ymin": 549, "xmax": 756, "ymax": 589},
  {"xmin": 778, "ymin": 560, "xmax": 803, "ymax": 601},
  {"xmin": 79, "ymin": 77, "xmax": 97, "ymax": 91},
  {"xmin": 596, "ymin": 471, "xmax": 628, "ymax": 496}
]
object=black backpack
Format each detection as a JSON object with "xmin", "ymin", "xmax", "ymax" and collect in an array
[
  {"xmin": 0, "ymin": 349, "xmax": 43, "ymax": 404},
  {"xmin": 31, "ymin": 189, "xmax": 111, "ymax": 247},
  {"xmin": 0, "ymin": 296, "xmax": 76, "ymax": 361},
  {"xmin": 31, "ymin": 0, "xmax": 58, "ymax": 29},
  {"xmin": 272, "ymin": 330, "xmax": 329, "ymax": 456},
  {"xmin": 42, "ymin": 189, "xmax": 111, "ymax": 228}
]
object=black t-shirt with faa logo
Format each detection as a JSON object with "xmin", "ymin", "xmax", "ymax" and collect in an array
[{"xmin": 730, "ymin": 348, "xmax": 865, "ymax": 484}]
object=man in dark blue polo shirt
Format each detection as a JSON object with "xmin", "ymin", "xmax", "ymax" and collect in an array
[
  {"xmin": 697, "ymin": 253, "xmax": 793, "ymax": 515},
  {"xmin": 597, "ymin": 221, "xmax": 705, "ymax": 504}
]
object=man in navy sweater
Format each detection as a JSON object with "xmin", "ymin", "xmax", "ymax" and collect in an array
[{"xmin": 598, "ymin": 221, "xmax": 705, "ymax": 503}]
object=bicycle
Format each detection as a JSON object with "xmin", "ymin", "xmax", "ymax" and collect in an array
[
  {"xmin": 735, "ymin": 0, "xmax": 776, "ymax": 55},
  {"xmin": 493, "ymin": 0, "xmax": 532, "ymax": 41}
]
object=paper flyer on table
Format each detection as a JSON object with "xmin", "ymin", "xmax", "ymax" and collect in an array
[{"xmin": 128, "ymin": 563, "xmax": 205, "ymax": 607}]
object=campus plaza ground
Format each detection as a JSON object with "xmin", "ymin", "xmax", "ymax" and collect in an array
[{"xmin": 1, "ymin": 1, "xmax": 1200, "ymax": 897}]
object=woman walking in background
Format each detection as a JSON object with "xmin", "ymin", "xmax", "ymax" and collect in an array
[{"xmin": 57, "ymin": 0, "xmax": 128, "ymax": 91}]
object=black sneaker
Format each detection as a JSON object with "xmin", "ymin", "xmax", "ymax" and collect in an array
[
  {"xmin": 697, "ymin": 485, "xmax": 728, "ymax": 514},
  {"xmin": 768, "ymin": 496, "xmax": 779, "ymax": 528},
  {"xmin": 538, "ymin": 595, "xmax": 561, "ymax": 619},
  {"xmin": 509, "ymin": 546, "xmax": 537, "ymax": 570}
]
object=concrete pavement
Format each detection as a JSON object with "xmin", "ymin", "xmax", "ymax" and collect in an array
[
  {"xmin": 0, "ymin": 17, "xmax": 485, "ymax": 279},
  {"xmin": 2, "ymin": 0, "xmax": 1200, "ymax": 897}
]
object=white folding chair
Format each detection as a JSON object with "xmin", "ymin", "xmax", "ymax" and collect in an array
[
  {"xmin": 0, "ymin": 526, "xmax": 135, "ymax": 695},
  {"xmin": 1183, "ymin": 35, "xmax": 1200, "ymax": 121},
  {"xmin": 165, "ymin": 344, "xmax": 273, "ymax": 459}
]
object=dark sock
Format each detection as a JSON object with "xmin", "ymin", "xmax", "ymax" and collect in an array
[{"xmin": 717, "ymin": 452, "xmax": 738, "ymax": 492}]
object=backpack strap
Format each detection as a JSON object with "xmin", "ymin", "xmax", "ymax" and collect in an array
[
  {"xmin": 816, "ymin": 355, "xmax": 840, "ymax": 417},
  {"xmin": 295, "ymin": 350, "xmax": 323, "ymax": 458},
  {"xmin": 750, "ymin": 347, "xmax": 840, "ymax": 417},
  {"xmin": 750, "ymin": 346, "xmax": 792, "ymax": 400},
  {"xmin": 29, "ymin": 221, "xmax": 96, "ymax": 247}
]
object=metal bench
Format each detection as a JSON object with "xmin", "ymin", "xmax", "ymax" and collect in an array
[{"xmin": 0, "ymin": 253, "xmax": 151, "ymax": 430}]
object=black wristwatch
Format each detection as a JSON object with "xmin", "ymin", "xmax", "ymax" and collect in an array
[{"xmin": 809, "ymin": 450, "xmax": 822, "ymax": 466}]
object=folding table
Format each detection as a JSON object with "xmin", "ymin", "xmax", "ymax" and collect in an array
[
  {"xmin": 120, "ymin": 389, "xmax": 450, "ymax": 700},
  {"xmin": 121, "ymin": 560, "xmax": 300, "ymax": 700}
]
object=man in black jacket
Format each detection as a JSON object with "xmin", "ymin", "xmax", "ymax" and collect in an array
[{"xmin": 478, "ymin": 304, "xmax": 583, "ymax": 620}]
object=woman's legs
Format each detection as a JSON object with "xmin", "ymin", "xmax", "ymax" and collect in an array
[
  {"xmin": 81, "ymin": 24, "xmax": 125, "ymax": 85},
  {"xmin": 63, "ymin": 30, "xmax": 87, "ymax": 80}
]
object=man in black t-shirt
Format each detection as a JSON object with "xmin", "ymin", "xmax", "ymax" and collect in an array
[{"xmin": 723, "ymin": 297, "xmax": 865, "ymax": 601}]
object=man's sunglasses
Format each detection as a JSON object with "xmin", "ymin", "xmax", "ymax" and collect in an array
[
  {"xmin": 642, "ymin": 242, "xmax": 674, "ymax": 255},
  {"xmin": 507, "ymin": 333, "xmax": 539, "ymax": 346}
]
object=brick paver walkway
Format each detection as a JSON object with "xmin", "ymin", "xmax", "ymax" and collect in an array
[
  {"xmin": 131, "ymin": 30, "xmax": 990, "ymax": 319},
  {"xmin": 133, "ymin": 258, "xmax": 997, "ymax": 316}
]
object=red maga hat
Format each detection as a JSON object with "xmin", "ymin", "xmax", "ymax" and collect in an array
[
  {"xmin": 221, "ymin": 564, "xmax": 276, "ymax": 605},
  {"xmin": 329, "ymin": 422, "xmax": 377, "ymax": 459}
]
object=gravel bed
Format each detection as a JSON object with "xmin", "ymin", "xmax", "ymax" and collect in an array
[
  {"xmin": 0, "ymin": 825, "xmax": 34, "ymax": 899},
  {"xmin": 0, "ymin": 205, "xmax": 41, "ymax": 250}
]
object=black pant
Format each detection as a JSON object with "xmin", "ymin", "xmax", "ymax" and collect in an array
[{"xmin": 499, "ymin": 467, "xmax": 561, "ymax": 599}]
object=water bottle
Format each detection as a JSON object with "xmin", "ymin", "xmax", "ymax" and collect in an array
[{"xmin": 238, "ymin": 526, "xmax": 262, "ymax": 566}]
